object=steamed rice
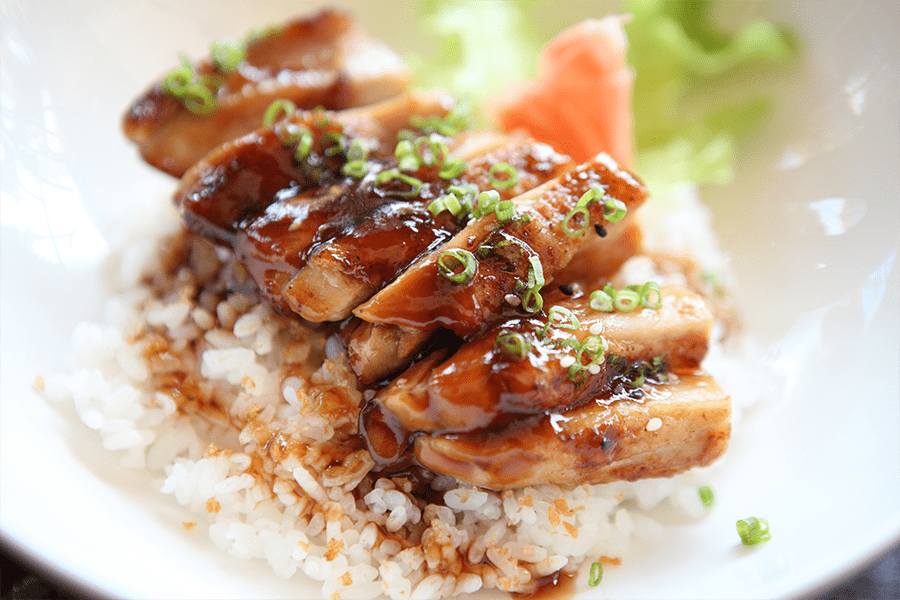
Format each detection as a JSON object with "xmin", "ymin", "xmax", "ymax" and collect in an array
[{"xmin": 40, "ymin": 185, "xmax": 764, "ymax": 599}]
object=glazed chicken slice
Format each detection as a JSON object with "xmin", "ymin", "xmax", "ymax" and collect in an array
[
  {"xmin": 347, "ymin": 217, "xmax": 643, "ymax": 383},
  {"xmin": 414, "ymin": 372, "xmax": 731, "ymax": 490},
  {"xmin": 373, "ymin": 285, "xmax": 713, "ymax": 435},
  {"xmin": 353, "ymin": 152, "xmax": 648, "ymax": 336},
  {"xmin": 123, "ymin": 8, "xmax": 411, "ymax": 177},
  {"xmin": 286, "ymin": 137, "xmax": 575, "ymax": 322},
  {"xmin": 347, "ymin": 153, "xmax": 647, "ymax": 382},
  {"xmin": 173, "ymin": 89, "xmax": 456, "ymax": 244},
  {"xmin": 231, "ymin": 130, "xmax": 512, "ymax": 314}
]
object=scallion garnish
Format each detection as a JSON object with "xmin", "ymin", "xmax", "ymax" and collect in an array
[
  {"xmin": 162, "ymin": 58, "xmax": 194, "ymax": 97},
  {"xmin": 588, "ymin": 561, "xmax": 603, "ymax": 586},
  {"xmin": 537, "ymin": 306, "xmax": 580, "ymax": 339},
  {"xmin": 562, "ymin": 186, "xmax": 627, "ymax": 237},
  {"xmin": 183, "ymin": 82, "xmax": 218, "ymax": 115},
  {"xmin": 472, "ymin": 190, "xmax": 500, "ymax": 219},
  {"xmin": 410, "ymin": 105, "xmax": 470, "ymax": 136},
  {"xmin": 437, "ymin": 249, "xmax": 477, "ymax": 284},
  {"xmin": 263, "ymin": 99, "xmax": 297, "ymax": 127},
  {"xmin": 612, "ymin": 288, "xmax": 640, "ymax": 312},
  {"xmin": 161, "ymin": 56, "xmax": 221, "ymax": 115},
  {"xmin": 520, "ymin": 255, "xmax": 545, "ymax": 313},
  {"xmin": 494, "ymin": 330, "xmax": 532, "ymax": 361},
  {"xmin": 489, "ymin": 162, "xmax": 519, "ymax": 189},
  {"xmin": 603, "ymin": 197, "xmax": 628, "ymax": 222},
  {"xmin": 494, "ymin": 200, "xmax": 516, "ymax": 223},
  {"xmin": 376, "ymin": 170, "xmax": 423, "ymax": 198},
  {"xmin": 211, "ymin": 37, "xmax": 246, "ymax": 73},
  {"xmin": 590, "ymin": 282, "xmax": 661, "ymax": 313},
  {"xmin": 589, "ymin": 289, "xmax": 614, "ymax": 312},
  {"xmin": 439, "ymin": 157, "xmax": 466, "ymax": 179},
  {"xmin": 698, "ymin": 486, "xmax": 715, "ymax": 508},
  {"xmin": 736, "ymin": 517, "xmax": 771, "ymax": 545}
]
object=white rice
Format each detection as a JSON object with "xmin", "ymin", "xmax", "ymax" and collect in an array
[{"xmin": 41, "ymin": 186, "xmax": 763, "ymax": 599}]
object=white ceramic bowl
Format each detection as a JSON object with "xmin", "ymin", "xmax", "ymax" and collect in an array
[{"xmin": 1, "ymin": 1, "xmax": 897, "ymax": 599}]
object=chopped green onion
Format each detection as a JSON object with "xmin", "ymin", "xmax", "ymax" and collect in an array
[
  {"xmin": 437, "ymin": 249, "xmax": 477, "ymax": 284},
  {"xmin": 613, "ymin": 288, "xmax": 640, "ymax": 312},
  {"xmin": 346, "ymin": 139, "xmax": 368, "ymax": 163},
  {"xmin": 589, "ymin": 289, "xmax": 614, "ymax": 312},
  {"xmin": 294, "ymin": 130, "xmax": 313, "ymax": 161},
  {"xmin": 376, "ymin": 170, "xmax": 423, "ymax": 197},
  {"xmin": 489, "ymin": 162, "xmax": 519, "ymax": 189},
  {"xmin": 414, "ymin": 137, "xmax": 448, "ymax": 166},
  {"xmin": 162, "ymin": 58, "xmax": 193, "ymax": 97},
  {"xmin": 183, "ymin": 83, "xmax": 218, "ymax": 115},
  {"xmin": 494, "ymin": 331, "xmax": 532, "ymax": 361},
  {"xmin": 639, "ymin": 282, "xmax": 662, "ymax": 309},
  {"xmin": 537, "ymin": 306, "xmax": 580, "ymax": 339},
  {"xmin": 698, "ymin": 486, "xmax": 715, "ymax": 508},
  {"xmin": 576, "ymin": 187, "xmax": 606, "ymax": 209},
  {"xmin": 472, "ymin": 190, "xmax": 500, "ymax": 219},
  {"xmin": 562, "ymin": 206, "xmax": 590, "ymax": 237},
  {"xmin": 588, "ymin": 562, "xmax": 603, "ymax": 587},
  {"xmin": 211, "ymin": 38, "xmax": 246, "ymax": 73},
  {"xmin": 736, "ymin": 517, "xmax": 771, "ymax": 546},
  {"xmin": 427, "ymin": 197, "xmax": 447, "ymax": 217},
  {"xmin": 439, "ymin": 157, "xmax": 466, "ymax": 179},
  {"xmin": 520, "ymin": 255, "xmax": 545, "ymax": 313},
  {"xmin": 341, "ymin": 160, "xmax": 368, "ymax": 178},
  {"xmin": 410, "ymin": 105, "xmax": 470, "ymax": 136},
  {"xmin": 603, "ymin": 197, "xmax": 628, "ymax": 222},
  {"xmin": 580, "ymin": 335, "xmax": 607, "ymax": 359},
  {"xmin": 263, "ymin": 99, "xmax": 297, "ymax": 126},
  {"xmin": 495, "ymin": 200, "xmax": 516, "ymax": 223}
]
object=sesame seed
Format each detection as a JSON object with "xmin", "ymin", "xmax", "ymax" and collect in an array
[
  {"xmin": 646, "ymin": 417, "xmax": 662, "ymax": 432},
  {"xmin": 559, "ymin": 356, "xmax": 577, "ymax": 368},
  {"xmin": 589, "ymin": 323, "xmax": 603, "ymax": 335},
  {"xmin": 505, "ymin": 294, "xmax": 521, "ymax": 306},
  {"xmin": 589, "ymin": 364, "xmax": 601, "ymax": 375}
]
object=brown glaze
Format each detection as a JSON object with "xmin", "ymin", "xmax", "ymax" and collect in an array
[
  {"xmin": 413, "ymin": 372, "xmax": 731, "ymax": 490},
  {"xmin": 374, "ymin": 286, "xmax": 713, "ymax": 435},
  {"xmin": 354, "ymin": 153, "xmax": 648, "ymax": 337},
  {"xmin": 286, "ymin": 137, "xmax": 575, "ymax": 322}
]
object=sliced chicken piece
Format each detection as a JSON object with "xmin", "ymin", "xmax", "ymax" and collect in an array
[
  {"xmin": 414, "ymin": 372, "xmax": 731, "ymax": 490},
  {"xmin": 174, "ymin": 89, "xmax": 457, "ymax": 243},
  {"xmin": 286, "ymin": 137, "xmax": 575, "ymax": 322},
  {"xmin": 232, "ymin": 130, "xmax": 510, "ymax": 314},
  {"xmin": 353, "ymin": 152, "xmax": 648, "ymax": 337},
  {"xmin": 123, "ymin": 8, "xmax": 411, "ymax": 177},
  {"xmin": 375, "ymin": 286, "xmax": 713, "ymax": 435}
]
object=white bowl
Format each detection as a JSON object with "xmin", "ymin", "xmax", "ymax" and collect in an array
[{"xmin": 1, "ymin": 1, "xmax": 897, "ymax": 599}]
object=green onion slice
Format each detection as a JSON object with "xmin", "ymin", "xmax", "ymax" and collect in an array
[
  {"xmin": 521, "ymin": 255, "xmax": 545, "ymax": 313},
  {"xmin": 588, "ymin": 562, "xmax": 603, "ymax": 587},
  {"xmin": 613, "ymin": 288, "xmax": 640, "ymax": 312},
  {"xmin": 437, "ymin": 249, "xmax": 477, "ymax": 284},
  {"xmin": 698, "ymin": 486, "xmax": 715, "ymax": 508},
  {"xmin": 376, "ymin": 170, "xmax": 423, "ymax": 198},
  {"xmin": 562, "ymin": 206, "xmax": 590, "ymax": 237},
  {"xmin": 538, "ymin": 306, "xmax": 580, "ymax": 339},
  {"xmin": 489, "ymin": 162, "xmax": 519, "ymax": 189},
  {"xmin": 494, "ymin": 331, "xmax": 532, "ymax": 361},
  {"xmin": 736, "ymin": 517, "xmax": 771, "ymax": 546},
  {"xmin": 263, "ymin": 99, "xmax": 297, "ymax": 126},
  {"xmin": 439, "ymin": 157, "xmax": 466, "ymax": 179},
  {"xmin": 603, "ymin": 197, "xmax": 628, "ymax": 222},
  {"xmin": 162, "ymin": 57, "xmax": 193, "ymax": 97},
  {"xmin": 639, "ymin": 282, "xmax": 662, "ymax": 309},
  {"xmin": 183, "ymin": 84, "xmax": 217, "ymax": 115},
  {"xmin": 589, "ymin": 289, "xmax": 614, "ymax": 312},
  {"xmin": 472, "ymin": 190, "xmax": 500, "ymax": 219},
  {"xmin": 211, "ymin": 37, "xmax": 246, "ymax": 73}
]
